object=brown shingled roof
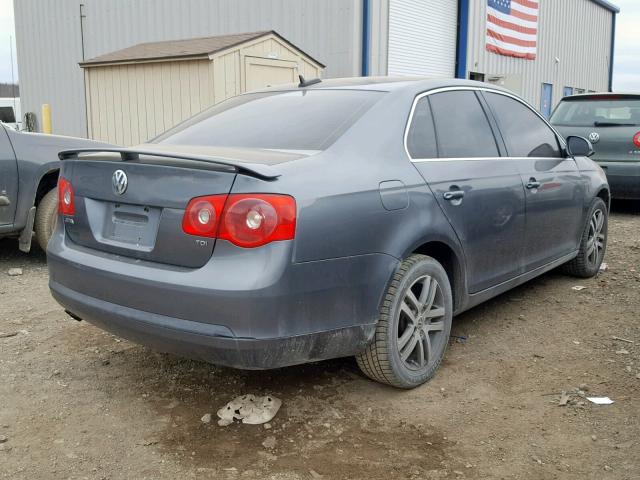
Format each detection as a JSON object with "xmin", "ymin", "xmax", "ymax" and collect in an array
[{"xmin": 79, "ymin": 30, "xmax": 324, "ymax": 67}]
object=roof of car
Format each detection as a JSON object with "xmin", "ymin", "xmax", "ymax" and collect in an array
[
  {"xmin": 560, "ymin": 92, "xmax": 640, "ymax": 101},
  {"xmin": 256, "ymin": 76, "xmax": 510, "ymax": 95}
]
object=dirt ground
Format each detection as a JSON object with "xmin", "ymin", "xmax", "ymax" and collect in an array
[{"xmin": 1, "ymin": 202, "xmax": 639, "ymax": 480}]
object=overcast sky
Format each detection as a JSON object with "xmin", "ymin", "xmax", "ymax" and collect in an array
[{"xmin": 0, "ymin": 0, "xmax": 638, "ymax": 90}]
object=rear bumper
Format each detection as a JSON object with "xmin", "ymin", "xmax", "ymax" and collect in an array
[
  {"xmin": 50, "ymin": 282, "xmax": 375, "ymax": 369},
  {"xmin": 47, "ymin": 228, "xmax": 396, "ymax": 369},
  {"xmin": 598, "ymin": 161, "xmax": 640, "ymax": 199}
]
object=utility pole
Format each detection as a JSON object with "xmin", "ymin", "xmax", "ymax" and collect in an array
[{"xmin": 9, "ymin": 35, "xmax": 17, "ymax": 115}]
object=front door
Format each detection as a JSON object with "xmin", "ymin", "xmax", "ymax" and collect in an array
[
  {"xmin": 407, "ymin": 90, "xmax": 527, "ymax": 293},
  {"xmin": 483, "ymin": 91, "xmax": 584, "ymax": 270},
  {"xmin": 0, "ymin": 126, "xmax": 18, "ymax": 226}
]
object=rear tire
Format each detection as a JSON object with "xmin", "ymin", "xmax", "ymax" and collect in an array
[
  {"xmin": 35, "ymin": 188, "xmax": 58, "ymax": 252},
  {"xmin": 356, "ymin": 254, "xmax": 453, "ymax": 389},
  {"xmin": 562, "ymin": 197, "xmax": 608, "ymax": 278}
]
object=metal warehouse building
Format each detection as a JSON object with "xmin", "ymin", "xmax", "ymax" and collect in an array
[{"xmin": 14, "ymin": 0, "xmax": 619, "ymax": 142}]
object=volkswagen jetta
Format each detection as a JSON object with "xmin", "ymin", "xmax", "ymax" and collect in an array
[{"xmin": 48, "ymin": 78, "xmax": 609, "ymax": 388}]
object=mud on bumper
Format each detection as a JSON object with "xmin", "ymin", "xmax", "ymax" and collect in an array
[{"xmin": 51, "ymin": 281, "xmax": 376, "ymax": 369}]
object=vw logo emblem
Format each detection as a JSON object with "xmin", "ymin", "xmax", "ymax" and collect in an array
[
  {"xmin": 112, "ymin": 169, "xmax": 128, "ymax": 195},
  {"xmin": 588, "ymin": 132, "xmax": 600, "ymax": 144}
]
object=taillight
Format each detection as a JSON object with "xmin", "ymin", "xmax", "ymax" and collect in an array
[
  {"xmin": 182, "ymin": 195, "xmax": 226, "ymax": 238},
  {"xmin": 57, "ymin": 177, "xmax": 75, "ymax": 216},
  {"xmin": 220, "ymin": 194, "xmax": 296, "ymax": 248},
  {"xmin": 181, "ymin": 193, "xmax": 296, "ymax": 248},
  {"xmin": 633, "ymin": 131, "xmax": 640, "ymax": 148}
]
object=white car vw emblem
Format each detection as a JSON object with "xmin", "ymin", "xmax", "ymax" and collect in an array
[
  {"xmin": 112, "ymin": 169, "xmax": 128, "ymax": 195},
  {"xmin": 588, "ymin": 132, "xmax": 600, "ymax": 144}
]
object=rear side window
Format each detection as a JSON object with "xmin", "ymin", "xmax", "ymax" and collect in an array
[
  {"xmin": 428, "ymin": 91, "xmax": 499, "ymax": 158},
  {"xmin": 153, "ymin": 90, "xmax": 383, "ymax": 151},
  {"xmin": 485, "ymin": 92, "xmax": 562, "ymax": 158},
  {"xmin": 406, "ymin": 97, "xmax": 437, "ymax": 158},
  {"xmin": 550, "ymin": 97, "xmax": 640, "ymax": 127}
]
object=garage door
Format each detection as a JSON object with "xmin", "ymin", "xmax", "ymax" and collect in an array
[
  {"xmin": 387, "ymin": 0, "xmax": 458, "ymax": 77},
  {"xmin": 244, "ymin": 57, "xmax": 297, "ymax": 92}
]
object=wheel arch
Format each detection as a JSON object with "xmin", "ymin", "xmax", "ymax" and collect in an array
[
  {"xmin": 595, "ymin": 186, "xmax": 610, "ymax": 210},
  {"xmin": 409, "ymin": 240, "xmax": 466, "ymax": 313},
  {"xmin": 35, "ymin": 169, "xmax": 59, "ymax": 206}
]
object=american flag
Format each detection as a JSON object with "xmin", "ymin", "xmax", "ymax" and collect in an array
[{"xmin": 486, "ymin": 0, "xmax": 539, "ymax": 60}]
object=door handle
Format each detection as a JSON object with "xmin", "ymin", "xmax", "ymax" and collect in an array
[
  {"xmin": 443, "ymin": 190, "xmax": 465, "ymax": 201},
  {"xmin": 526, "ymin": 178, "xmax": 541, "ymax": 190}
]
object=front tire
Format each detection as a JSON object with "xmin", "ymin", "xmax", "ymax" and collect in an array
[
  {"xmin": 357, "ymin": 254, "xmax": 453, "ymax": 389},
  {"xmin": 34, "ymin": 188, "xmax": 58, "ymax": 252},
  {"xmin": 562, "ymin": 197, "xmax": 608, "ymax": 278}
]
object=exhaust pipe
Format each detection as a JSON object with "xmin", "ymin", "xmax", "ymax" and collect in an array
[{"xmin": 65, "ymin": 310, "xmax": 82, "ymax": 322}]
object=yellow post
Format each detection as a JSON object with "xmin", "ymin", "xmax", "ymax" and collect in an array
[{"xmin": 41, "ymin": 104, "xmax": 52, "ymax": 134}]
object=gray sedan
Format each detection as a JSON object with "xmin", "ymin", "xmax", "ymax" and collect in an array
[{"xmin": 47, "ymin": 77, "xmax": 609, "ymax": 388}]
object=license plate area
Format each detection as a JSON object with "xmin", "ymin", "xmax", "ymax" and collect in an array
[
  {"xmin": 104, "ymin": 203, "xmax": 161, "ymax": 250},
  {"xmin": 85, "ymin": 198, "xmax": 161, "ymax": 252}
]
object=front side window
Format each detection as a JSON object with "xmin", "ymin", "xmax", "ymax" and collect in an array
[
  {"xmin": 550, "ymin": 97, "xmax": 640, "ymax": 127},
  {"xmin": 485, "ymin": 92, "xmax": 562, "ymax": 158},
  {"xmin": 153, "ymin": 90, "xmax": 384, "ymax": 151},
  {"xmin": 428, "ymin": 91, "xmax": 499, "ymax": 158}
]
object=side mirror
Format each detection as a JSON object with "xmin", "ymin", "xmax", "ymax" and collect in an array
[{"xmin": 566, "ymin": 135, "xmax": 594, "ymax": 157}]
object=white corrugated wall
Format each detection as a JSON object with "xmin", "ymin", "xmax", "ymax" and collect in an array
[
  {"xmin": 387, "ymin": 0, "xmax": 458, "ymax": 77},
  {"xmin": 466, "ymin": 0, "xmax": 613, "ymax": 110}
]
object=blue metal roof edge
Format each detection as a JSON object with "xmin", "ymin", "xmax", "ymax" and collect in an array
[{"xmin": 590, "ymin": 0, "xmax": 620, "ymax": 13}]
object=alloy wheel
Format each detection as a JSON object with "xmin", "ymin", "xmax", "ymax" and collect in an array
[
  {"xmin": 397, "ymin": 275, "xmax": 447, "ymax": 370},
  {"xmin": 586, "ymin": 208, "xmax": 605, "ymax": 266}
]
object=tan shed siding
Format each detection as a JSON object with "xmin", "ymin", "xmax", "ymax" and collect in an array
[
  {"xmin": 87, "ymin": 59, "xmax": 216, "ymax": 145},
  {"xmin": 466, "ymin": 0, "xmax": 613, "ymax": 110}
]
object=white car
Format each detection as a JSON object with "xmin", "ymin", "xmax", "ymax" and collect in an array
[{"xmin": 0, "ymin": 97, "xmax": 22, "ymax": 131}]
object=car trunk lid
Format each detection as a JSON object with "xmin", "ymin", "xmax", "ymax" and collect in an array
[
  {"xmin": 58, "ymin": 146, "xmax": 293, "ymax": 268},
  {"xmin": 556, "ymin": 124, "xmax": 640, "ymax": 163}
]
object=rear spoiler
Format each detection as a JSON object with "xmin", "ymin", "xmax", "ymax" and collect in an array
[{"xmin": 58, "ymin": 147, "xmax": 280, "ymax": 180}]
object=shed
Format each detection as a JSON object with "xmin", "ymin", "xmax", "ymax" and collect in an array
[{"xmin": 80, "ymin": 30, "xmax": 324, "ymax": 146}]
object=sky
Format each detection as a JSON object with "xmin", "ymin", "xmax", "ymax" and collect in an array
[{"xmin": 0, "ymin": 0, "xmax": 638, "ymax": 90}]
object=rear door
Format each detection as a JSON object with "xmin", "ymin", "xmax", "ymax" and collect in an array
[
  {"xmin": 408, "ymin": 89, "xmax": 526, "ymax": 293},
  {"xmin": 483, "ymin": 91, "xmax": 584, "ymax": 270},
  {"xmin": 0, "ymin": 126, "xmax": 18, "ymax": 226}
]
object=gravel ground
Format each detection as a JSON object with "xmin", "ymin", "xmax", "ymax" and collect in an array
[{"xmin": 1, "ymin": 202, "xmax": 639, "ymax": 480}]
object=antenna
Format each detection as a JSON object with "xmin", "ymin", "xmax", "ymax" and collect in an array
[{"xmin": 298, "ymin": 74, "xmax": 321, "ymax": 88}]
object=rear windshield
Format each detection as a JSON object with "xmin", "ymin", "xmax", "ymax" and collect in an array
[
  {"xmin": 153, "ymin": 90, "xmax": 383, "ymax": 151},
  {"xmin": 551, "ymin": 98, "xmax": 640, "ymax": 127}
]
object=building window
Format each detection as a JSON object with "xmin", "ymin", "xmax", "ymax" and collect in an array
[
  {"xmin": 563, "ymin": 87, "xmax": 574, "ymax": 98},
  {"xmin": 469, "ymin": 72, "xmax": 485, "ymax": 82}
]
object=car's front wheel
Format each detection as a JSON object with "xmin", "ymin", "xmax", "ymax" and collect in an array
[
  {"xmin": 357, "ymin": 254, "xmax": 453, "ymax": 389},
  {"xmin": 562, "ymin": 197, "xmax": 608, "ymax": 278}
]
